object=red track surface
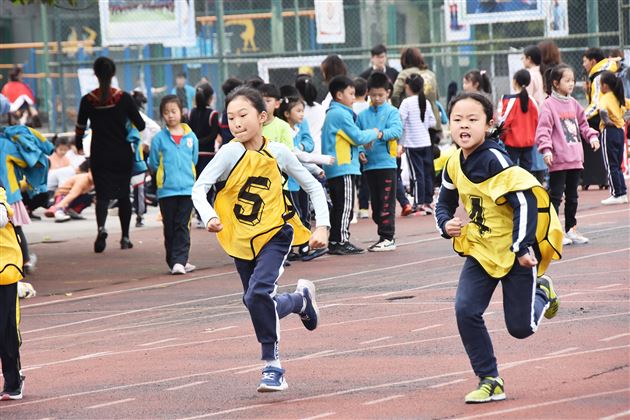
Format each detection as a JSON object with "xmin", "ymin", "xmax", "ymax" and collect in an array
[{"xmin": 1, "ymin": 187, "xmax": 628, "ymax": 419}]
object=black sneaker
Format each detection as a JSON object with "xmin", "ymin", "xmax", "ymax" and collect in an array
[
  {"xmin": 120, "ymin": 237, "xmax": 133, "ymax": 250},
  {"xmin": 287, "ymin": 251, "xmax": 301, "ymax": 262},
  {"xmin": 334, "ymin": 242, "xmax": 365, "ymax": 255},
  {"xmin": 135, "ymin": 216, "xmax": 144, "ymax": 227},
  {"xmin": 302, "ymin": 248, "xmax": 328, "ymax": 261},
  {"xmin": 327, "ymin": 242, "xmax": 341, "ymax": 255},
  {"xmin": 94, "ymin": 228, "xmax": 108, "ymax": 253},
  {"xmin": 1, "ymin": 375, "xmax": 25, "ymax": 401}
]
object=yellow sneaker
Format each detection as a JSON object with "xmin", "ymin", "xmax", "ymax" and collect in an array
[
  {"xmin": 538, "ymin": 275, "xmax": 559, "ymax": 319},
  {"xmin": 464, "ymin": 377, "xmax": 505, "ymax": 403}
]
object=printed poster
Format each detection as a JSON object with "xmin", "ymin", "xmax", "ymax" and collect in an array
[{"xmin": 315, "ymin": 0, "xmax": 346, "ymax": 44}]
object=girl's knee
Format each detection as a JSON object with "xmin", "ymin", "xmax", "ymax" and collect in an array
[
  {"xmin": 506, "ymin": 323, "xmax": 534, "ymax": 339},
  {"xmin": 244, "ymin": 288, "xmax": 271, "ymax": 308}
]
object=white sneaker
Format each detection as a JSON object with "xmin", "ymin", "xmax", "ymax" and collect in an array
[
  {"xmin": 54, "ymin": 209, "xmax": 70, "ymax": 223},
  {"xmin": 601, "ymin": 195, "xmax": 628, "ymax": 205},
  {"xmin": 350, "ymin": 215, "xmax": 358, "ymax": 224},
  {"xmin": 566, "ymin": 227, "xmax": 588, "ymax": 244},
  {"xmin": 562, "ymin": 235, "xmax": 573, "ymax": 246},
  {"xmin": 17, "ymin": 281, "xmax": 36, "ymax": 299},
  {"xmin": 358, "ymin": 209, "xmax": 369, "ymax": 219},
  {"xmin": 184, "ymin": 263, "xmax": 196, "ymax": 273},
  {"xmin": 368, "ymin": 238, "xmax": 396, "ymax": 252},
  {"xmin": 23, "ymin": 253, "xmax": 37, "ymax": 275},
  {"xmin": 171, "ymin": 263, "xmax": 186, "ymax": 275}
]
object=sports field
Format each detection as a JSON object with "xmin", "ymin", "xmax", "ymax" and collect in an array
[{"xmin": 1, "ymin": 186, "xmax": 628, "ymax": 419}]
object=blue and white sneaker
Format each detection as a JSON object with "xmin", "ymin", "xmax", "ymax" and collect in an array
[
  {"xmin": 257, "ymin": 366, "xmax": 288, "ymax": 392},
  {"xmin": 296, "ymin": 279, "xmax": 319, "ymax": 331}
]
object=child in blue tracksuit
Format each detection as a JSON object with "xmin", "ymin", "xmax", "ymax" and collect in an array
[
  {"xmin": 357, "ymin": 72, "xmax": 403, "ymax": 251},
  {"xmin": 149, "ymin": 95, "xmax": 199, "ymax": 275},
  {"xmin": 321, "ymin": 76, "xmax": 379, "ymax": 255}
]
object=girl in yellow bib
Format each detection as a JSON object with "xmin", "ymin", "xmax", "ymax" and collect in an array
[
  {"xmin": 435, "ymin": 92, "xmax": 563, "ymax": 404},
  {"xmin": 192, "ymin": 87, "xmax": 329, "ymax": 393}
]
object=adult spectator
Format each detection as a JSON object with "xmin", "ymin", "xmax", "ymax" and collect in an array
[
  {"xmin": 522, "ymin": 45, "xmax": 546, "ymax": 108},
  {"xmin": 538, "ymin": 40, "xmax": 561, "ymax": 87},
  {"xmin": 320, "ymin": 54, "xmax": 348, "ymax": 109},
  {"xmin": 1, "ymin": 66, "xmax": 39, "ymax": 127},
  {"xmin": 609, "ymin": 49, "xmax": 630, "ymax": 99},
  {"xmin": 171, "ymin": 72, "xmax": 196, "ymax": 115},
  {"xmin": 359, "ymin": 44, "xmax": 399, "ymax": 84},
  {"xmin": 392, "ymin": 48, "xmax": 442, "ymax": 134},
  {"xmin": 75, "ymin": 56, "xmax": 145, "ymax": 253}
]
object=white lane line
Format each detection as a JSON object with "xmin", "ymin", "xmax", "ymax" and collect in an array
[
  {"xmin": 363, "ymin": 394, "xmax": 405, "ymax": 405},
  {"xmin": 4, "ymin": 342, "xmax": 628, "ymax": 412},
  {"xmin": 166, "ymin": 381, "xmax": 208, "ymax": 391},
  {"xmin": 362, "ymin": 280, "xmax": 458, "ymax": 299},
  {"xmin": 561, "ymin": 292, "xmax": 583, "ymax": 298},
  {"xmin": 86, "ymin": 398, "xmax": 135, "ymax": 410},
  {"xmin": 70, "ymin": 351, "xmax": 112, "ymax": 361},
  {"xmin": 300, "ymin": 412, "xmax": 336, "ymax": 420},
  {"xmin": 546, "ymin": 347, "xmax": 579, "ymax": 356},
  {"xmin": 597, "ymin": 284, "xmax": 623, "ymax": 289},
  {"xmin": 600, "ymin": 333, "xmax": 630, "ymax": 342},
  {"xmin": 455, "ymin": 388, "xmax": 630, "ymax": 420},
  {"xmin": 138, "ymin": 338, "xmax": 178, "ymax": 347},
  {"xmin": 203, "ymin": 326, "xmax": 237, "ymax": 334},
  {"xmin": 429, "ymin": 378, "xmax": 467, "ymax": 389},
  {"xmin": 412, "ymin": 324, "xmax": 442, "ymax": 332},
  {"xmin": 601, "ymin": 409, "xmax": 630, "ymax": 420},
  {"xmin": 360, "ymin": 336, "xmax": 392, "ymax": 345},
  {"xmin": 578, "ymin": 208, "xmax": 629, "ymax": 219},
  {"xmin": 554, "ymin": 248, "xmax": 630, "ymax": 265}
]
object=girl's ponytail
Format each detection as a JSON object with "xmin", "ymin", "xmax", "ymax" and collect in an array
[
  {"xmin": 405, "ymin": 74, "xmax": 426, "ymax": 122},
  {"xmin": 513, "ymin": 69, "xmax": 531, "ymax": 113},
  {"xmin": 600, "ymin": 70, "xmax": 625, "ymax": 106},
  {"xmin": 194, "ymin": 83, "xmax": 214, "ymax": 110},
  {"xmin": 479, "ymin": 71, "xmax": 492, "ymax": 94}
]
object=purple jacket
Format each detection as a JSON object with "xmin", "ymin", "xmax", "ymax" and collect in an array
[{"xmin": 535, "ymin": 94, "xmax": 599, "ymax": 172}]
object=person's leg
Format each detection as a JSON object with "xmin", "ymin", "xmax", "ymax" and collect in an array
[
  {"xmin": 547, "ymin": 170, "xmax": 566, "ymax": 216},
  {"xmin": 0, "ymin": 283, "xmax": 22, "ymax": 392},
  {"xmin": 505, "ymin": 146, "xmax": 520, "ymax": 167},
  {"xmin": 455, "ymin": 258, "xmax": 499, "ymax": 378},
  {"xmin": 380, "ymin": 169, "xmax": 396, "ymax": 241},
  {"xmin": 602, "ymin": 128, "xmax": 627, "ymax": 197},
  {"xmin": 327, "ymin": 176, "xmax": 344, "ymax": 244},
  {"xmin": 117, "ymin": 193, "xmax": 132, "ymax": 241},
  {"xmin": 406, "ymin": 148, "xmax": 424, "ymax": 208},
  {"xmin": 563, "ymin": 169, "xmax": 581, "ymax": 232},
  {"xmin": 395, "ymin": 158, "xmax": 410, "ymax": 207},
  {"xmin": 159, "ymin": 197, "xmax": 176, "ymax": 268},
  {"xmin": 519, "ymin": 147, "xmax": 533, "ymax": 172},
  {"xmin": 420, "ymin": 146, "xmax": 435, "ymax": 205},
  {"xmin": 366, "ymin": 170, "xmax": 382, "ymax": 234},
  {"xmin": 358, "ymin": 167, "xmax": 370, "ymax": 211},
  {"xmin": 297, "ymin": 188, "xmax": 311, "ymax": 229},
  {"xmin": 501, "ymin": 263, "xmax": 549, "ymax": 339},
  {"xmin": 340, "ymin": 175, "xmax": 355, "ymax": 244},
  {"xmin": 171, "ymin": 196, "xmax": 193, "ymax": 267},
  {"xmin": 95, "ymin": 195, "xmax": 109, "ymax": 230}
]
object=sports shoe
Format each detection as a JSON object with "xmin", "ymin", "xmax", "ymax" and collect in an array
[
  {"xmin": 301, "ymin": 248, "xmax": 327, "ymax": 261},
  {"xmin": 421, "ymin": 204, "xmax": 434, "ymax": 215},
  {"xmin": 296, "ymin": 279, "xmax": 319, "ymax": 331},
  {"xmin": 257, "ymin": 366, "xmax": 288, "ymax": 392},
  {"xmin": 94, "ymin": 228, "xmax": 108, "ymax": 253},
  {"xmin": 171, "ymin": 263, "xmax": 186, "ymax": 275},
  {"xmin": 565, "ymin": 227, "xmax": 588, "ymax": 244},
  {"xmin": 401, "ymin": 203, "xmax": 413, "ymax": 216},
  {"xmin": 23, "ymin": 253, "xmax": 37, "ymax": 275},
  {"xmin": 54, "ymin": 209, "xmax": 70, "ymax": 223},
  {"xmin": 287, "ymin": 251, "xmax": 301, "ymax": 262},
  {"xmin": 44, "ymin": 205, "xmax": 57, "ymax": 218},
  {"xmin": 538, "ymin": 275, "xmax": 559, "ymax": 319},
  {"xmin": 329, "ymin": 241, "xmax": 365, "ymax": 255},
  {"xmin": 562, "ymin": 235, "xmax": 572, "ymax": 246},
  {"xmin": 368, "ymin": 238, "xmax": 396, "ymax": 252},
  {"xmin": 66, "ymin": 208, "xmax": 85, "ymax": 220},
  {"xmin": 120, "ymin": 237, "xmax": 133, "ymax": 250},
  {"xmin": 1, "ymin": 375, "xmax": 25, "ymax": 401},
  {"xmin": 184, "ymin": 263, "xmax": 196, "ymax": 273},
  {"xmin": 136, "ymin": 216, "xmax": 145, "ymax": 227},
  {"xmin": 601, "ymin": 194, "xmax": 628, "ymax": 205},
  {"xmin": 465, "ymin": 376, "xmax": 505, "ymax": 404},
  {"xmin": 358, "ymin": 209, "xmax": 369, "ymax": 219},
  {"xmin": 17, "ymin": 281, "xmax": 36, "ymax": 299}
]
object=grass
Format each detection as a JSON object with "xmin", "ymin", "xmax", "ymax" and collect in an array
[{"xmin": 109, "ymin": 8, "xmax": 175, "ymax": 23}]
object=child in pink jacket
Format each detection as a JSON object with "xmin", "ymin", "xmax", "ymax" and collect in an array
[{"xmin": 535, "ymin": 64, "xmax": 600, "ymax": 246}]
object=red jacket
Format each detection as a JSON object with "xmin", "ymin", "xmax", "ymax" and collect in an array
[{"xmin": 499, "ymin": 94, "xmax": 538, "ymax": 148}]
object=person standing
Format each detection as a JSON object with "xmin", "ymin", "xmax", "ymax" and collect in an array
[
  {"xmin": 75, "ymin": 57, "xmax": 145, "ymax": 253},
  {"xmin": 359, "ymin": 44, "xmax": 399, "ymax": 84}
]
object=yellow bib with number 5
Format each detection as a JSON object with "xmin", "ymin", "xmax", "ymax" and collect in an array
[{"xmin": 214, "ymin": 139, "xmax": 311, "ymax": 260}]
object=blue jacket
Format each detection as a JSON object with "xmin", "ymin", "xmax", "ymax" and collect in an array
[
  {"xmin": 321, "ymin": 101, "xmax": 379, "ymax": 179},
  {"xmin": 148, "ymin": 123, "xmax": 199, "ymax": 199},
  {"xmin": 288, "ymin": 120, "xmax": 314, "ymax": 192},
  {"xmin": 357, "ymin": 102, "xmax": 403, "ymax": 171}
]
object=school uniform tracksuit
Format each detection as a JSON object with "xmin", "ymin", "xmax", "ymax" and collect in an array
[
  {"xmin": 149, "ymin": 125, "xmax": 199, "ymax": 269},
  {"xmin": 321, "ymin": 101, "xmax": 379, "ymax": 244},
  {"xmin": 598, "ymin": 91, "xmax": 628, "ymax": 198},
  {"xmin": 357, "ymin": 102, "xmax": 403, "ymax": 241}
]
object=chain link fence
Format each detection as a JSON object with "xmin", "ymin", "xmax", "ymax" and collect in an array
[{"xmin": 0, "ymin": 0, "xmax": 627, "ymax": 132}]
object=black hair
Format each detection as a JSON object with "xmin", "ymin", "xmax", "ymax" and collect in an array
[
  {"xmin": 93, "ymin": 56, "xmax": 116, "ymax": 105},
  {"xmin": 131, "ymin": 90, "xmax": 147, "ymax": 110},
  {"xmin": 195, "ymin": 83, "xmax": 214, "ymax": 110},
  {"xmin": 78, "ymin": 158, "xmax": 90, "ymax": 173},
  {"xmin": 54, "ymin": 136, "xmax": 70, "ymax": 148},
  {"xmin": 9, "ymin": 66, "xmax": 21, "ymax": 82},
  {"xmin": 464, "ymin": 70, "xmax": 492, "ymax": 94},
  {"xmin": 545, "ymin": 63, "xmax": 573, "ymax": 95},
  {"xmin": 600, "ymin": 70, "xmax": 625, "ymax": 107},
  {"xmin": 225, "ymin": 86, "xmax": 266, "ymax": 114},
  {"xmin": 279, "ymin": 85, "xmax": 300, "ymax": 98},
  {"xmin": 353, "ymin": 77, "xmax": 368, "ymax": 98},
  {"xmin": 523, "ymin": 45, "xmax": 542, "ymax": 66},
  {"xmin": 366, "ymin": 71, "xmax": 390, "ymax": 91},
  {"xmin": 245, "ymin": 76, "xmax": 265, "ymax": 90},
  {"xmin": 583, "ymin": 47, "xmax": 605, "ymax": 63},
  {"xmin": 328, "ymin": 75, "xmax": 355, "ymax": 99},
  {"xmin": 295, "ymin": 74, "xmax": 319, "ymax": 106},
  {"xmin": 405, "ymin": 74, "xmax": 427, "ymax": 122},
  {"xmin": 222, "ymin": 77, "xmax": 243, "ymax": 96},
  {"xmin": 176, "ymin": 72, "xmax": 187, "ymax": 79},
  {"xmin": 446, "ymin": 81, "xmax": 458, "ymax": 107},
  {"xmin": 320, "ymin": 55, "xmax": 348, "ymax": 83},
  {"xmin": 513, "ymin": 69, "xmax": 531, "ymax": 113},
  {"xmin": 276, "ymin": 95, "xmax": 303, "ymax": 123},
  {"xmin": 448, "ymin": 92, "xmax": 494, "ymax": 124},
  {"xmin": 371, "ymin": 44, "xmax": 387, "ymax": 56},
  {"xmin": 258, "ymin": 83, "xmax": 281, "ymax": 100},
  {"xmin": 159, "ymin": 94, "xmax": 183, "ymax": 119}
]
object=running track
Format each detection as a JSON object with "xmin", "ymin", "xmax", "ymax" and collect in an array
[{"xmin": 1, "ymin": 187, "xmax": 629, "ymax": 419}]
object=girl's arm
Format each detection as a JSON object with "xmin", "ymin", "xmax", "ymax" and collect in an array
[
  {"xmin": 435, "ymin": 168, "xmax": 460, "ymax": 239},
  {"xmin": 576, "ymin": 101, "xmax": 600, "ymax": 147},
  {"xmin": 298, "ymin": 120, "xmax": 315, "ymax": 152},
  {"xmin": 191, "ymin": 132, "xmax": 199, "ymax": 165},
  {"xmin": 147, "ymin": 135, "xmax": 161, "ymax": 173},
  {"xmin": 534, "ymin": 105, "xmax": 554, "ymax": 156},
  {"xmin": 125, "ymin": 93, "xmax": 146, "ymax": 131},
  {"xmin": 75, "ymin": 96, "xmax": 88, "ymax": 152},
  {"xmin": 425, "ymin": 100, "xmax": 436, "ymax": 129}
]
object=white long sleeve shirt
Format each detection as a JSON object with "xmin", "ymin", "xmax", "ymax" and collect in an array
[{"xmin": 399, "ymin": 96, "xmax": 436, "ymax": 148}]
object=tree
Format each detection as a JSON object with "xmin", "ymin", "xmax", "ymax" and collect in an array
[{"xmin": 10, "ymin": 0, "xmax": 79, "ymax": 6}]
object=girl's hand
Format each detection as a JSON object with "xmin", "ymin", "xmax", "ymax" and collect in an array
[
  {"xmin": 309, "ymin": 226, "xmax": 329, "ymax": 249},
  {"xmin": 445, "ymin": 217, "xmax": 463, "ymax": 237},
  {"xmin": 397, "ymin": 144, "xmax": 405, "ymax": 157},
  {"xmin": 359, "ymin": 152, "xmax": 368, "ymax": 164},
  {"xmin": 206, "ymin": 217, "xmax": 223, "ymax": 232},
  {"xmin": 517, "ymin": 251, "xmax": 538, "ymax": 268},
  {"xmin": 590, "ymin": 138, "xmax": 600, "ymax": 152},
  {"xmin": 543, "ymin": 154, "xmax": 553, "ymax": 167}
]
